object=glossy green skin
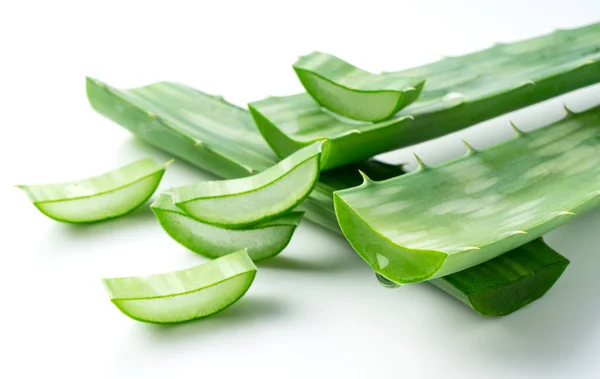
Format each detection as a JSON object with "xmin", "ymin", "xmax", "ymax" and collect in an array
[
  {"xmin": 102, "ymin": 250, "xmax": 256, "ymax": 324},
  {"xmin": 152, "ymin": 193, "xmax": 303, "ymax": 262},
  {"xmin": 432, "ymin": 238, "xmax": 568, "ymax": 316},
  {"xmin": 335, "ymin": 105, "xmax": 600, "ymax": 284},
  {"xmin": 252, "ymin": 22, "xmax": 600, "ymax": 170},
  {"xmin": 294, "ymin": 52, "xmax": 425, "ymax": 122},
  {"xmin": 87, "ymin": 79, "xmax": 569, "ymax": 316},
  {"xmin": 17, "ymin": 158, "xmax": 166, "ymax": 223},
  {"xmin": 171, "ymin": 142, "xmax": 321, "ymax": 228}
]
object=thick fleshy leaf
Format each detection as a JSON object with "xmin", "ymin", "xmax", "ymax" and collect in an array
[
  {"xmin": 294, "ymin": 51, "xmax": 425, "ymax": 121},
  {"xmin": 335, "ymin": 105, "xmax": 600, "ymax": 284},
  {"xmin": 87, "ymin": 79, "xmax": 570, "ymax": 316},
  {"xmin": 17, "ymin": 158, "xmax": 167, "ymax": 223},
  {"xmin": 102, "ymin": 249, "xmax": 256, "ymax": 324},
  {"xmin": 152, "ymin": 193, "xmax": 303, "ymax": 261},
  {"xmin": 252, "ymin": 22, "xmax": 600, "ymax": 170},
  {"xmin": 171, "ymin": 142, "xmax": 321, "ymax": 228}
]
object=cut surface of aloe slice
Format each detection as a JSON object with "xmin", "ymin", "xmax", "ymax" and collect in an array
[
  {"xmin": 293, "ymin": 51, "xmax": 425, "ymax": 122},
  {"xmin": 102, "ymin": 249, "xmax": 256, "ymax": 324},
  {"xmin": 252, "ymin": 22, "xmax": 600, "ymax": 170},
  {"xmin": 171, "ymin": 142, "xmax": 321, "ymax": 228},
  {"xmin": 87, "ymin": 78, "xmax": 570, "ymax": 316},
  {"xmin": 335, "ymin": 104, "xmax": 600, "ymax": 284},
  {"xmin": 152, "ymin": 193, "xmax": 303, "ymax": 261},
  {"xmin": 17, "ymin": 158, "xmax": 166, "ymax": 223}
]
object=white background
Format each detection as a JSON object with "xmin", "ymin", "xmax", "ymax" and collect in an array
[{"xmin": 2, "ymin": 1, "xmax": 600, "ymax": 378}]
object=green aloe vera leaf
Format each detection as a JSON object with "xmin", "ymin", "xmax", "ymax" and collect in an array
[
  {"xmin": 87, "ymin": 79, "xmax": 569, "ymax": 316},
  {"xmin": 335, "ymin": 104, "xmax": 600, "ymax": 284},
  {"xmin": 293, "ymin": 51, "xmax": 425, "ymax": 122},
  {"xmin": 431, "ymin": 238, "xmax": 569, "ymax": 316},
  {"xmin": 251, "ymin": 22, "xmax": 600, "ymax": 170},
  {"xmin": 170, "ymin": 141, "xmax": 322, "ymax": 228},
  {"xmin": 102, "ymin": 249, "xmax": 256, "ymax": 324},
  {"xmin": 17, "ymin": 158, "xmax": 167, "ymax": 223},
  {"xmin": 151, "ymin": 193, "xmax": 303, "ymax": 261}
]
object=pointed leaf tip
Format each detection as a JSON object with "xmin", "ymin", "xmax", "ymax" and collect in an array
[
  {"xmin": 164, "ymin": 159, "xmax": 175, "ymax": 168},
  {"xmin": 510, "ymin": 121, "xmax": 525, "ymax": 136},
  {"xmin": 558, "ymin": 210, "xmax": 576, "ymax": 216},
  {"xmin": 461, "ymin": 139, "xmax": 477, "ymax": 154},
  {"xmin": 358, "ymin": 170, "xmax": 374, "ymax": 185},
  {"xmin": 413, "ymin": 154, "xmax": 427, "ymax": 170}
]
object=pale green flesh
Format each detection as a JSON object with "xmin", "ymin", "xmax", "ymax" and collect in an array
[
  {"xmin": 87, "ymin": 79, "xmax": 570, "ymax": 316},
  {"xmin": 152, "ymin": 193, "xmax": 303, "ymax": 261},
  {"xmin": 335, "ymin": 105, "xmax": 600, "ymax": 284},
  {"xmin": 102, "ymin": 250, "xmax": 256, "ymax": 324},
  {"xmin": 252, "ymin": 22, "xmax": 600, "ymax": 170},
  {"xmin": 294, "ymin": 51, "xmax": 425, "ymax": 122},
  {"xmin": 171, "ymin": 142, "xmax": 321, "ymax": 228},
  {"xmin": 17, "ymin": 158, "xmax": 165, "ymax": 223}
]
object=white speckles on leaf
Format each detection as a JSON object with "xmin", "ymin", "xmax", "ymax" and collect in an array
[
  {"xmin": 443, "ymin": 92, "xmax": 468, "ymax": 102},
  {"xmin": 464, "ymin": 178, "xmax": 499, "ymax": 194}
]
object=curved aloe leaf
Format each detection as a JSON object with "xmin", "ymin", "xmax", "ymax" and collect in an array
[
  {"xmin": 171, "ymin": 142, "xmax": 321, "ymax": 228},
  {"xmin": 152, "ymin": 193, "xmax": 303, "ymax": 261},
  {"xmin": 102, "ymin": 249, "xmax": 256, "ymax": 324},
  {"xmin": 17, "ymin": 158, "xmax": 167, "ymax": 223},
  {"xmin": 252, "ymin": 22, "xmax": 600, "ymax": 170},
  {"xmin": 87, "ymin": 79, "xmax": 570, "ymax": 316},
  {"xmin": 335, "ymin": 104, "xmax": 600, "ymax": 284},
  {"xmin": 293, "ymin": 52, "xmax": 425, "ymax": 122}
]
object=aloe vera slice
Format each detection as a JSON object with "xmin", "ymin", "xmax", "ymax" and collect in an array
[
  {"xmin": 152, "ymin": 193, "xmax": 303, "ymax": 261},
  {"xmin": 171, "ymin": 142, "xmax": 321, "ymax": 228},
  {"xmin": 17, "ymin": 158, "xmax": 167, "ymax": 223},
  {"xmin": 335, "ymin": 104, "xmax": 600, "ymax": 284},
  {"xmin": 87, "ymin": 79, "xmax": 570, "ymax": 316},
  {"xmin": 102, "ymin": 249, "xmax": 256, "ymax": 324},
  {"xmin": 293, "ymin": 52, "xmax": 425, "ymax": 122},
  {"xmin": 252, "ymin": 22, "xmax": 600, "ymax": 170}
]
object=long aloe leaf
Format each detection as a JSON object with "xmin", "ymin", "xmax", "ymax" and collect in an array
[
  {"xmin": 152, "ymin": 193, "xmax": 303, "ymax": 261},
  {"xmin": 335, "ymin": 104, "xmax": 600, "ymax": 284},
  {"xmin": 294, "ymin": 51, "xmax": 425, "ymax": 121},
  {"xmin": 171, "ymin": 141, "xmax": 321, "ymax": 228},
  {"xmin": 87, "ymin": 79, "xmax": 570, "ymax": 316},
  {"xmin": 251, "ymin": 22, "xmax": 600, "ymax": 170},
  {"xmin": 102, "ymin": 249, "xmax": 256, "ymax": 324},
  {"xmin": 17, "ymin": 158, "xmax": 167, "ymax": 223}
]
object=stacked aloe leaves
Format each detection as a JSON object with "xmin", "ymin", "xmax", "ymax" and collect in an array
[{"xmin": 22, "ymin": 22, "xmax": 600, "ymax": 322}]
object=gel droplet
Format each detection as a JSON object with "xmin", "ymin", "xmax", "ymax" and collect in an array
[{"xmin": 375, "ymin": 273, "xmax": 401, "ymax": 288}]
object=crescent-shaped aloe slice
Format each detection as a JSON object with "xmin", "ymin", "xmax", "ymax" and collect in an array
[
  {"xmin": 335, "ymin": 104, "xmax": 600, "ymax": 284},
  {"xmin": 17, "ymin": 158, "xmax": 167, "ymax": 223},
  {"xmin": 152, "ymin": 193, "xmax": 303, "ymax": 261},
  {"xmin": 102, "ymin": 249, "xmax": 256, "ymax": 324},
  {"xmin": 87, "ymin": 79, "xmax": 570, "ymax": 316},
  {"xmin": 252, "ymin": 22, "xmax": 600, "ymax": 170},
  {"xmin": 171, "ymin": 141, "xmax": 322, "ymax": 228},
  {"xmin": 293, "ymin": 51, "xmax": 425, "ymax": 122}
]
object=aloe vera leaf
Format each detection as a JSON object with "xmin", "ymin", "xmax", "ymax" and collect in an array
[
  {"xmin": 102, "ymin": 249, "xmax": 256, "ymax": 324},
  {"xmin": 335, "ymin": 104, "xmax": 600, "ymax": 284},
  {"xmin": 87, "ymin": 79, "xmax": 569, "ymax": 315},
  {"xmin": 431, "ymin": 238, "xmax": 569, "ymax": 316},
  {"xmin": 170, "ymin": 141, "xmax": 321, "ymax": 228},
  {"xmin": 251, "ymin": 22, "xmax": 600, "ymax": 170},
  {"xmin": 151, "ymin": 193, "xmax": 303, "ymax": 261},
  {"xmin": 293, "ymin": 51, "xmax": 425, "ymax": 122},
  {"xmin": 17, "ymin": 158, "xmax": 167, "ymax": 223}
]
